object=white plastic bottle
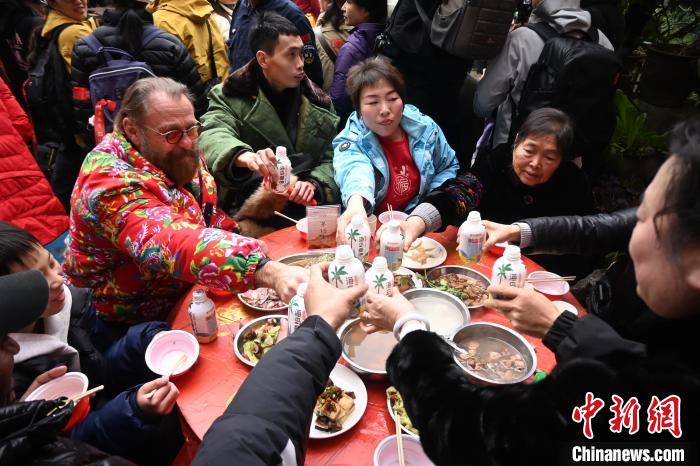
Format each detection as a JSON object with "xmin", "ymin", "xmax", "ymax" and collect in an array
[
  {"xmin": 189, "ymin": 289, "xmax": 218, "ymax": 343},
  {"xmin": 379, "ymin": 220, "xmax": 403, "ymax": 271},
  {"xmin": 365, "ymin": 256, "xmax": 394, "ymax": 297},
  {"xmin": 491, "ymin": 245, "xmax": 527, "ymax": 288},
  {"xmin": 274, "ymin": 146, "xmax": 292, "ymax": 193},
  {"xmin": 287, "ymin": 283, "xmax": 307, "ymax": 335},
  {"xmin": 329, "ymin": 245, "xmax": 367, "ymax": 318},
  {"xmin": 458, "ymin": 211, "xmax": 486, "ymax": 264},
  {"xmin": 345, "ymin": 214, "xmax": 371, "ymax": 261}
]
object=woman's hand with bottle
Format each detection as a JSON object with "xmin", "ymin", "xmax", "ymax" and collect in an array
[
  {"xmin": 336, "ymin": 195, "xmax": 369, "ymax": 245},
  {"xmin": 375, "ymin": 216, "xmax": 426, "ymax": 252},
  {"xmin": 482, "ymin": 221, "xmax": 521, "ymax": 251},
  {"xmin": 359, "ymin": 289, "xmax": 414, "ymax": 333}
]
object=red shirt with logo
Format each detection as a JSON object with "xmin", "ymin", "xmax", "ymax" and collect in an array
[{"xmin": 376, "ymin": 134, "xmax": 420, "ymax": 213}]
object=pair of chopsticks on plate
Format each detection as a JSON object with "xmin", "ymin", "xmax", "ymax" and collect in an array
[
  {"xmin": 526, "ymin": 275, "xmax": 576, "ymax": 284},
  {"xmin": 145, "ymin": 353, "xmax": 188, "ymax": 399},
  {"xmin": 46, "ymin": 385, "xmax": 105, "ymax": 417}
]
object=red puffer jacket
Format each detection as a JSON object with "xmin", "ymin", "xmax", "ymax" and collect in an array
[{"xmin": 0, "ymin": 78, "xmax": 69, "ymax": 244}]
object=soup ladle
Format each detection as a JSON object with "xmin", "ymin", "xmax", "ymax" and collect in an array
[{"xmin": 440, "ymin": 336, "xmax": 470, "ymax": 356}]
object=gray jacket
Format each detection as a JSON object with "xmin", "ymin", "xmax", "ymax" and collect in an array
[{"xmin": 474, "ymin": 0, "xmax": 613, "ymax": 147}]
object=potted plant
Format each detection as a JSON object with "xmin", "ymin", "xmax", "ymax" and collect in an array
[{"xmin": 637, "ymin": 0, "xmax": 700, "ymax": 107}]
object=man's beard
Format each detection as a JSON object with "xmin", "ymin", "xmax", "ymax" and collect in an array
[{"xmin": 139, "ymin": 134, "xmax": 199, "ymax": 187}]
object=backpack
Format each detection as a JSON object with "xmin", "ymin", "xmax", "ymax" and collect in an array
[
  {"xmin": 82, "ymin": 27, "xmax": 160, "ymax": 140},
  {"xmin": 510, "ymin": 22, "xmax": 622, "ymax": 163},
  {"xmin": 414, "ymin": 0, "xmax": 518, "ymax": 60},
  {"xmin": 24, "ymin": 23, "xmax": 75, "ymax": 146}
]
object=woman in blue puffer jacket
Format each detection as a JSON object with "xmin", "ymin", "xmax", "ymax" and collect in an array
[{"xmin": 333, "ymin": 57, "xmax": 480, "ymax": 245}]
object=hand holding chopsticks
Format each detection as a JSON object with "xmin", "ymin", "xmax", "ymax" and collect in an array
[
  {"xmin": 145, "ymin": 353, "xmax": 188, "ymax": 399},
  {"xmin": 46, "ymin": 385, "xmax": 104, "ymax": 417}
]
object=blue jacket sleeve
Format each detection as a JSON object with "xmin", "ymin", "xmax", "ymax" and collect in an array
[
  {"xmin": 192, "ymin": 316, "xmax": 341, "ymax": 466},
  {"xmin": 69, "ymin": 388, "xmax": 160, "ymax": 456},
  {"xmin": 332, "ymin": 121, "xmax": 377, "ymax": 208}
]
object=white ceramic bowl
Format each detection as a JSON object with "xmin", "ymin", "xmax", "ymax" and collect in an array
[
  {"xmin": 145, "ymin": 330, "xmax": 199, "ymax": 377},
  {"xmin": 374, "ymin": 434, "xmax": 435, "ymax": 466}
]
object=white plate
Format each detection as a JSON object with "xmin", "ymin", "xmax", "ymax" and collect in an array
[
  {"xmin": 310, "ymin": 364, "xmax": 368, "ymax": 439},
  {"xmin": 401, "ymin": 237, "xmax": 447, "ymax": 270},
  {"xmin": 386, "ymin": 396, "xmax": 419, "ymax": 439},
  {"xmin": 553, "ymin": 300, "xmax": 578, "ymax": 315}
]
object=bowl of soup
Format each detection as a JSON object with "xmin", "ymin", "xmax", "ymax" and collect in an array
[
  {"xmin": 403, "ymin": 288, "xmax": 470, "ymax": 336},
  {"xmin": 451, "ymin": 322, "xmax": 537, "ymax": 385},
  {"xmin": 339, "ymin": 319, "xmax": 398, "ymax": 378}
]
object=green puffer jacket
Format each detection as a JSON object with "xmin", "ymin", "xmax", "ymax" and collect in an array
[{"xmin": 200, "ymin": 60, "xmax": 340, "ymax": 213}]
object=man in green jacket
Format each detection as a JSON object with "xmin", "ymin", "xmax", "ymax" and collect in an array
[{"xmin": 200, "ymin": 11, "xmax": 339, "ymax": 237}]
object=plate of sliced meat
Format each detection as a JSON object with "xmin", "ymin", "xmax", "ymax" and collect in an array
[
  {"xmin": 238, "ymin": 288, "xmax": 287, "ymax": 312},
  {"xmin": 310, "ymin": 364, "xmax": 367, "ymax": 439}
]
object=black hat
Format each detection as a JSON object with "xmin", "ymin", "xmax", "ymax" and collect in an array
[{"xmin": 0, "ymin": 270, "xmax": 49, "ymax": 334}]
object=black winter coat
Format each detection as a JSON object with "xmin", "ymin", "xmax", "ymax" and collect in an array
[
  {"xmin": 0, "ymin": 399, "xmax": 134, "ymax": 465},
  {"xmin": 71, "ymin": 8, "xmax": 208, "ymax": 144},
  {"xmin": 192, "ymin": 316, "xmax": 340, "ymax": 466},
  {"xmin": 388, "ymin": 318, "xmax": 700, "ymax": 466}
]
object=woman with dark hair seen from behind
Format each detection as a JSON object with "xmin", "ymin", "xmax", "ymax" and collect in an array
[
  {"xmin": 330, "ymin": 0, "xmax": 387, "ymax": 122},
  {"xmin": 314, "ymin": 0, "xmax": 353, "ymax": 91},
  {"xmin": 71, "ymin": 0, "xmax": 209, "ymax": 147},
  {"xmin": 359, "ymin": 117, "xmax": 700, "ymax": 465}
]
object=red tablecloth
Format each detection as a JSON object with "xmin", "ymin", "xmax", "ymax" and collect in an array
[{"xmin": 169, "ymin": 226, "xmax": 585, "ymax": 464}]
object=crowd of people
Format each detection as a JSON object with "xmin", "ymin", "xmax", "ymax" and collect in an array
[{"xmin": 0, "ymin": 0, "xmax": 698, "ymax": 464}]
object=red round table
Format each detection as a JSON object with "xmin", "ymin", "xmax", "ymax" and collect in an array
[{"xmin": 168, "ymin": 226, "xmax": 585, "ymax": 465}]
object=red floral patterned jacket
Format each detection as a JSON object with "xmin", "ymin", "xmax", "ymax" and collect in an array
[{"xmin": 64, "ymin": 133, "xmax": 265, "ymax": 323}]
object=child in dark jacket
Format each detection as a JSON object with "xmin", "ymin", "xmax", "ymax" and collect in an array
[{"xmin": 0, "ymin": 221, "xmax": 182, "ymax": 465}]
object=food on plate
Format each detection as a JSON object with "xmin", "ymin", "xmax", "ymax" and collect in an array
[
  {"xmin": 241, "ymin": 318, "xmax": 281, "ymax": 364},
  {"xmin": 394, "ymin": 273, "xmax": 416, "ymax": 293},
  {"xmin": 386, "ymin": 386, "xmax": 418, "ymax": 435},
  {"xmin": 314, "ymin": 380, "xmax": 356, "ymax": 432},
  {"xmin": 404, "ymin": 238, "xmax": 440, "ymax": 265},
  {"xmin": 456, "ymin": 337, "xmax": 526, "ymax": 382},
  {"xmin": 288, "ymin": 254, "xmax": 334, "ymax": 268},
  {"xmin": 426, "ymin": 273, "xmax": 488, "ymax": 306},
  {"xmin": 240, "ymin": 288, "xmax": 286, "ymax": 309}
]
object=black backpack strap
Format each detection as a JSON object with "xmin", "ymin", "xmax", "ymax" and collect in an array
[
  {"xmin": 317, "ymin": 32, "xmax": 337, "ymax": 63},
  {"xmin": 206, "ymin": 20, "xmax": 219, "ymax": 81},
  {"xmin": 525, "ymin": 22, "xmax": 560, "ymax": 42}
]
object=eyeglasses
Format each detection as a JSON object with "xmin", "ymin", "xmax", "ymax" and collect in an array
[{"xmin": 145, "ymin": 122, "xmax": 203, "ymax": 144}]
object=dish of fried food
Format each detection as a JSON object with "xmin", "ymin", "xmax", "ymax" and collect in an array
[
  {"xmin": 402, "ymin": 237, "xmax": 447, "ymax": 270},
  {"xmin": 310, "ymin": 364, "xmax": 367, "ymax": 439}
]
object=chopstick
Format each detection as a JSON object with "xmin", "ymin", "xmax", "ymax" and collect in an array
[
  {"xmin": 45, "ymin": 385, "xmax": 105, "ymax": 417},
  {"xmin": 273, "ymin": 210, "xmax": 299, "ymax": 224},
  {"xmin": 145, "ymin": 353, "xmax": 188, "ymax": 399},
  {"xmin": 526, "ymin": 276, "xmax": 576, "ymax": 283},
  {"xmin": 387, "ymin": 204, "xmax": 394, "ymax": 223},
  {"xmin": 394, "ymin": 411, "xmax": 405, "ymax": 466}
]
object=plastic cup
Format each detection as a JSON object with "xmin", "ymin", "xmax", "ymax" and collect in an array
[
  {"xmin": 367, "ymin": 214, "xmax": 378, "ymax": 237},
  {"xmin": 145, "ymin": 330, "xmax": 200, "ymax": 377},
  {"xmin": 527, "ymin": 271, "xmax": 570, "ymax": 299},
  {"xmin": 296, "ymin": 217, "xmax": 308, "ymax": 240},
  {"xmin": 374, "ymin": 434, "xmax": 435, "ymax": 466},
  {"xmin": 378, "ymin": 211, "xmax": 409, "ymax": 225}
]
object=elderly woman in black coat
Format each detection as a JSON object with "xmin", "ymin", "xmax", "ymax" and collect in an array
[{"xmin": 361, "ymin": 117, "xmax": 700, "ymax": 465}]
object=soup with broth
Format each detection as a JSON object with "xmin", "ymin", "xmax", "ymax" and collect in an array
[
  {"xmin": 410, "ymin": 296, "xmax": 466, "ymax": 335},
  {"xmin": 342, "ymin": 325, "xmax": 397, "ymax": 372},
  {"xmin": 456, "ymin": 337, "xmax": 526, "ymax": 382}
]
